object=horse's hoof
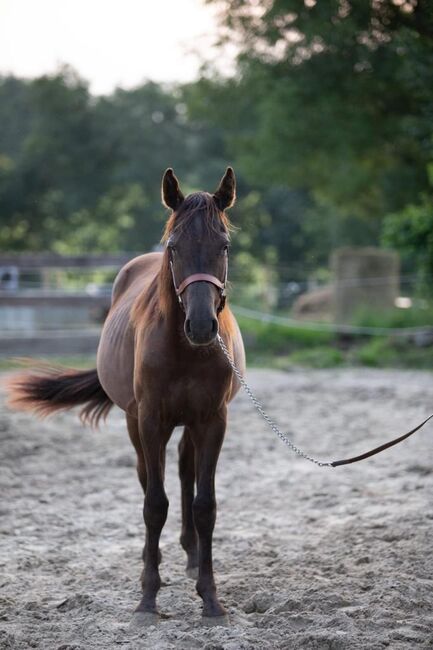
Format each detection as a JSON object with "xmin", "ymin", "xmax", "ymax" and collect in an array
[
  {"xmin": 201, "ymin": 614, "xmax": 230, "ymax": 627},
  {"xmin": 186, "ymin": 566, "xmax": 199, "ymax": 580},
  {"xmin": 129, "ymin": 611, "xmax": 160, "ymax": 629}
]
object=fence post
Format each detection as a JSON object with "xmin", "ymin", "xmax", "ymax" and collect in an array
[{"xmin": 331, "ymin": 247, "xmax": 400, "ymax": 324}]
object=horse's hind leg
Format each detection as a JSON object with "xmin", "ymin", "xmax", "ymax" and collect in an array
[{"xmin": 178, "ymin": 427, "xmax": 198, "ymax": 578}]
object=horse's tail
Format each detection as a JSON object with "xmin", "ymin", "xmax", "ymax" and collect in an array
[{"xmin": 6, "ymin": 366, "xmax": 113, "ymax": 427}]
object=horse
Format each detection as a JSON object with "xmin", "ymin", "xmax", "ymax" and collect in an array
[{"xmin": 7, "ymin": 167, "xmax": 246, "ymax": 626}]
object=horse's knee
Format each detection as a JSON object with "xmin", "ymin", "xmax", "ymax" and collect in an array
[
  {"xmin": 193, "ymin": 493, "xmax": 216, "ymax": 531},
  {"xmin": 143, "ymin": 489, "xmax": 168, "ymax": 530}
]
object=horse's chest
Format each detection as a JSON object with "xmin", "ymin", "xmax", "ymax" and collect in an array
[
  {"xmin": 139, "ymin": 342, "xmax": 232, "ymax": 425},
  {"xmin": 166, "ymin": 374, "xmax": 222, "ymax": 424}
]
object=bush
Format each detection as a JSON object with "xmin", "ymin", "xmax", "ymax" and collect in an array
[
  {"xmin": 236, "ymin": 315, "xmax": 334, "ymax": 357},
  {"xmin": 382, "ymin": 198, "xmax": 433, "ymax": 287},
  {"xmin": 352, "ymin": 305, "xmax": 433, "ymax": 330},
  {"xmin": 235, "ymin": 313, "xmax": 433, "ymax": 370},
  {"xmin": 355, "ymin": 337, "xmax": 433, "ymax": 369},
  {"xmin": 283, "ymin": 347, "xmax": 345, "ymax": 369},
  {"xmin": 355, "ymin": 338, "xmax": 398, "ymax": 367}
]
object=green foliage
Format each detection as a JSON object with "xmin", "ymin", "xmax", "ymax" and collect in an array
[
  {"xmin": 236, "ymin": 311, "xmax": 433, "ymax": 370},
  {"xmin": 0, "ymin": 69, "xmax": 229, "ymax": 254},
  {"xmin": 236, "ymin": 314, "xmax": 333, "ymax": 353},
  {"xmin": 355, "ymin": 337, "xmax": 433, "ymax": 369},
  {"xmin": 50, "ymin": 185, "xmax": 147, "ymax": 254},
  {"xmin": 355, "ymin": 338, "xmax": 399, "ymax": 367},
  {"xmin": 0, "ymin": 66, "xmax": 331, "ymax": 279},
  {"xmin": 203, "ymin": 0, "xmax": 433, "ymax": 267},
  {"xmin": 352, "ymin": 303, "xmax": 433, "ymax": 329},
  {"xmin": 1, "ymin": 0, "xmax": 433, "ymax": 294},
  {"xmin": 382, "ymin": 197, "xmax": 433, "ymax": 283},
  {"xmin": 281, "ymin": 347, "xmax": 345, "ymax": 369}
]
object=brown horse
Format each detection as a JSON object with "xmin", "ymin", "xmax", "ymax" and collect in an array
[{"xmin": 7, "ymin": 168, "xmax": 245, "ymax": 625}]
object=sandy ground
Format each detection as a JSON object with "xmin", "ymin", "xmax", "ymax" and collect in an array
[{"xmin": 1, "ymin": 366, "xmax": 433, "ymax": 650}]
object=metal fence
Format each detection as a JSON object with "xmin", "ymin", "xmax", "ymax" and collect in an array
[{"xmin": 1, "ymin": 253, "xmax": 433, "ymax": 355}]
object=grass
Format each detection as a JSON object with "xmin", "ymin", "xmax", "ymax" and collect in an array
[
  {"xmin": 354, "ymin": 337, "xmax": 433, "ymax": 369},
  {"xmin": 237, "ymin": 311, "xmax": 433, "ymax": 370},
  {"xmin": 279, "ymin": 347, "xmax": 345, "ymax": 369},
  {"xmin": 236, "ymin": 315, "xmax": 334, "ymax": 351}
]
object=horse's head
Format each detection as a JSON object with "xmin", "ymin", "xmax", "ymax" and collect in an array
[{"xmin": 162, "ymin": 168, "xmax": 236, "ymax": 346}]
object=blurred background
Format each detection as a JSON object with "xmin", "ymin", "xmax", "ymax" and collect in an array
[{"xmin": 1, "ymin": 0, "xmax": 433, "ymax": 369}]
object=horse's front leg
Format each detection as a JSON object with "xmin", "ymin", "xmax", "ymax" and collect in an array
[
  {"xmin": 133, "ymin": 411, "xmax": 172, "ymax": 624},
  {"xmin": 190, "ymin": 409, "xmax": 227, "ymax": 622}
]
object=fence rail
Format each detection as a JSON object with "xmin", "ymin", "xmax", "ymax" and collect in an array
[
  {"xmin": 0, "ymin": 253, "xmax": 139, "ymax": 269},
  {"xmin": 231, "ymin": 305, "xmax": 433, "ymax": 339}
]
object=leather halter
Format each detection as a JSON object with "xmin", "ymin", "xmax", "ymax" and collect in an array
[{"xmin": 169, "ymin": 258, "xmax": 228, "ymax": 314}]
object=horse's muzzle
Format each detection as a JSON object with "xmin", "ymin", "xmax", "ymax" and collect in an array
[{"xmin": 184, "ymin": 317, "xmax": 219, "ymax": 346}]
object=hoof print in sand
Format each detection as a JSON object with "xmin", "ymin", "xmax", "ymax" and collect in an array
[
  {"xmin": 243, "ymin": 590, "xmax": 274, "ymax": 614},
  {"xmin": 57, "ymin": 594, "xmax": 94, "ymax": 612}
]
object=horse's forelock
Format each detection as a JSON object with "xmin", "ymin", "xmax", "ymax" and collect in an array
[{"xmin": 162, "ymin": 192, "xmax": 230, "ymax": 242}]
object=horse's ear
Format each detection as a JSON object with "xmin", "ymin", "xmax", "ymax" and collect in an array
[
  {"xmin": 213, "ymin": 167, "xmax": 236, "ymax": 211},
  {"xmin": 162, "ymin": 168, "xmax": 185, "ymax": 210}
]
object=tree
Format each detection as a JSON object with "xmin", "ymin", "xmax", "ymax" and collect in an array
[
  {"xmin": 0, "ymin": 70, "xmax": 219, "ymax": 253},
  {"xmin": 203, "ymin": 0, "xmax": 433, "ymax": 253}
]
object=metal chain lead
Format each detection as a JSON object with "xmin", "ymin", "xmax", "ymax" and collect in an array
[{"xmin": 217, "ymin": 334, "xmax": 333, "ymax": 468}]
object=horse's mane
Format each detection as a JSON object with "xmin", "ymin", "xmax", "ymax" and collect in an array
[{"xmin": 131, "ymin": 192, "xmax": 234, "ymax": 336}]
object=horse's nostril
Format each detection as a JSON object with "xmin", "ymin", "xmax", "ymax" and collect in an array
[
  {"xmin": 211, "ymin": 318, "xmax": 218, "ymax": 335},
  {"xmin": 185, "ymin": 319, "xmax": 192, "ymax": 337}
]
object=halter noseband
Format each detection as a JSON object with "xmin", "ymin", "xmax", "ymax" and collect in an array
[{"xmin": 169, "ymin": 258, "xmax": 227, "ymax": 314}]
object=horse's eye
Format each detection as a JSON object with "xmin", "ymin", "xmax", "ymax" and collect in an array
[{"xmin": 222, "ymin": 245, "xmax": 229, "ymax": 255}]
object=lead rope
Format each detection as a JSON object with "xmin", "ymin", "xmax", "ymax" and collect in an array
[
  {"xmin": 217, "ymin": 334, "xmax": 333, "ymax": 468},
  {"xmin": 217, "ymin": 334, "xmax": 433, "ymax": 468}
]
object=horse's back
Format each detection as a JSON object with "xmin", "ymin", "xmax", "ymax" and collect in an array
[
  {"xmin": 97, "ymin": 252, "xmax": 163, "ymax": 412},
  {"xmin": 111, "ymin": 252, "xmax": 162, "ymax": 306}
]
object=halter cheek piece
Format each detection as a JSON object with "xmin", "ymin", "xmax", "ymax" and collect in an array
[{"xmin": 169, "ymin": 257, "xmax": 228, "ymax": 314}]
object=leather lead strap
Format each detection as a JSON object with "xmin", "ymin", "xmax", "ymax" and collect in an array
[{"xmin": 331, "ymin": 413, "xmax": 433, "ymax": 467}]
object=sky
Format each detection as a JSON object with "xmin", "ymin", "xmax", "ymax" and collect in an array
[{"xmin": 0, "ymin": 0, "xmax": 229, "ymax": 94}]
